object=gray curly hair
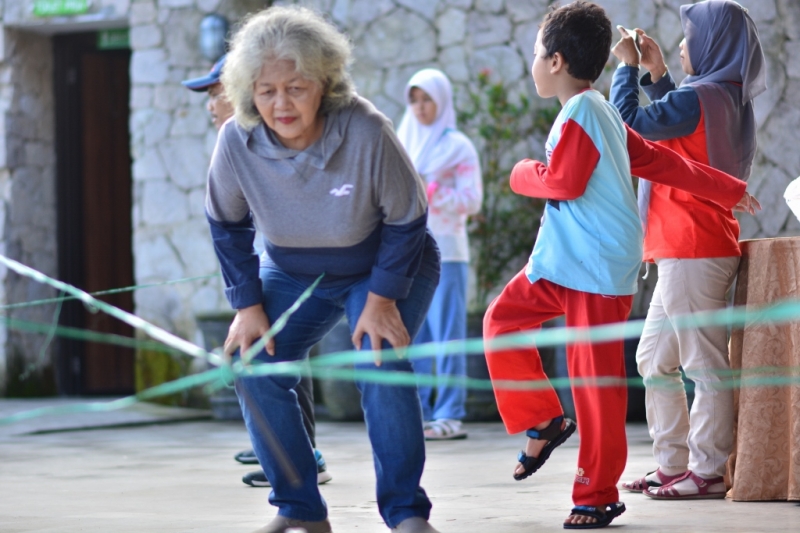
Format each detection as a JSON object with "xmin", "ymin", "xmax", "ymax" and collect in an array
[{"xmin": 221, "ymin": 6, "xmax": 356, "ymax": 130}]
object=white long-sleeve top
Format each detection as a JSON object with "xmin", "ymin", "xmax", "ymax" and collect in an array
[{"xmin": 423, "ymin": 130, "xmax": 482, "ymax": 262}]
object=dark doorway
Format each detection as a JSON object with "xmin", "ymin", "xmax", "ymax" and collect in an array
[{"xmin": 54, "ymin": 32, "xmax": 134, "ymax": 395}]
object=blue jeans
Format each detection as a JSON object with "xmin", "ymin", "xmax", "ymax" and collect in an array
[
  {"xmin": 235, "ymin": 250, "xmax": 439, "ymax": 526},
  {"xmin": 412, "ymin": 262, "xmax": 468, "ymax": 421}
]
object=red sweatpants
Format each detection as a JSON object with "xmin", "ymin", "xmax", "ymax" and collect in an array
[{"xmin": 483, "ymin": 271, "xmax": 632, "ymax": 506}]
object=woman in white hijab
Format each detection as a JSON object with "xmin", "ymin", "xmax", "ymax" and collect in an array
[{"xmin": 397, "ymin": 68, "xmax": 483, "ymax": 440}]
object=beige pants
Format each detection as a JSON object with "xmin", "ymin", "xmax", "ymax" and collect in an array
[{"xmin": 636, "ymin": 256, "xmax": 739, "ymax": 478}]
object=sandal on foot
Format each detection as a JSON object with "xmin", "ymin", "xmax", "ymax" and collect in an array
[
  {"xmin": 514, "ymin": 415, "xmax": 576, "ymax": 481},
  {"xmin": 644, "ymin": 471, "xmax": 726, "ymax": 500},
  {"xmin": 424, "ymin": 419, "xmax": 467, "ymax": 440},
  {"xmin": 621, "ymin": 468, "xmax": 686, "ymax": 493},
  {"xmin": 563, "ymin": 502, "xmax": 625, "ymax": 530}
]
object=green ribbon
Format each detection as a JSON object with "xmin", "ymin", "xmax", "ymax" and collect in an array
[
  {"xmin": 0, "ymin": 274, "xmax": 219, "ymax": 311},
  {"xmin": 0, "ymin": 255, "xmax": 224, "ymax": 367},
  {"xmin": 2, "ymin": 254, "xmax": 800, "ymax": 427}
]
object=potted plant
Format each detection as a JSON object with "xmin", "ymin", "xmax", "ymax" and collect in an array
[
  {"xmin": 459, "ymin": 71, "xmax": 559, "ymax": 311},
  {"xmin": 456, "ymin": 71, "xmax": 560, "ymax": 420}
]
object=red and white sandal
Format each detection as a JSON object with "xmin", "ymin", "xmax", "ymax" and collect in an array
[
  {"xmin": 644, "ymin": 471, "xmax": 726, "ymax": 500},
  {"xmin": 621, "ymin": 468, "xmax": 686, "ymax": 493}
]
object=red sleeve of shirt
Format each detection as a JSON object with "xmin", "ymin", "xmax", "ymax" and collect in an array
[
  {"xmin": 625, "ymin": 124, "xmax": 746, "ymax": 209},
  {"xmin": 510, "ymin": 118, "xmax": 601, "ymax": 200}
]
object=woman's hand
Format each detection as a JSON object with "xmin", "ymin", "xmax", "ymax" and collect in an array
[
  {"xmin": 223, "ymin": 304, "xmax": 274, "ymax": 362},
  {"xmin": 733, "ymin": 191, "xmax": 762, "ymax": 215},
  {"xmin": 611, "ymin": 25, "xmax": 641, "ymax": 66},
  {"xmin": 352, "ymin": 292, "xmax": 410, "ymax": 366},
  {"xmin": 635, "ymin": 30, "xmax": 668, "ymax": 82}
]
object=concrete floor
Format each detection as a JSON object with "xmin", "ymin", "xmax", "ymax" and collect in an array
[{"xmin": 0, "ymin": 399, "xmax": 797, "ymax": 533}]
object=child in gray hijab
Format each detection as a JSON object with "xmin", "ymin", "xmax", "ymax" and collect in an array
[{"xmin": 609, "ymin": 0, "xmax": 765, "ymax": 500}]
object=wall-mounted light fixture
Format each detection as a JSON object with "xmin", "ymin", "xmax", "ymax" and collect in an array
[{"xmin": 199, "ymin": 13, "xmax": 229, "ymax": 62}]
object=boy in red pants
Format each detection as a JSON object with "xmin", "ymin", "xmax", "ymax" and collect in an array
[{"xmin": 483, "ymin": 1, "xmax": 758, "ymax": 529}]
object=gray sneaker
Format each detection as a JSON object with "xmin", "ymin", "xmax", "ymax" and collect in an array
[
  {"xmin": 234, "ymin": 449, "xmax": 259, "ymax": 465},
  {"xmin": 252, "ymin": 515, "xmax": 332, "ymax": 533},
  {"xmin": 242, "ymin": 470, "xmax": 271, "ymax": 487},
  {"xmin": 242, "ymin": 449, "xmax": 332, "ymax": 487}
]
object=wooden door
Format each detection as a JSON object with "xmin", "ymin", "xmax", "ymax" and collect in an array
[
  {"xmin": 54, "ymin": 33, "xmax": 134, "ymax": 395},
  {"xmin": 79, "ymin": 51, "xmax": 134, "ymax": 393}
]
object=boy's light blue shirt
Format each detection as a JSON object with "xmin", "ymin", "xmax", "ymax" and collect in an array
[{"xmin": 526, "ymin": 90, "xmax": 642, "ymax": 296}]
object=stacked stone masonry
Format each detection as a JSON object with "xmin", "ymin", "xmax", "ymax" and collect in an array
[{"xmin": 0, "ymin": 0, "xmax": 797, "ymax": 393}]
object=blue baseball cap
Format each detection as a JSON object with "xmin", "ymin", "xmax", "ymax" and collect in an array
[{"xmin": 182, "ymin": 54, "xmax": 226, "ymax": 91}]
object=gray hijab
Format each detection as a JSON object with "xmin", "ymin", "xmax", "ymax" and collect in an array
[{"xmin": 680, "ymin": 0, "xmax": 767, "ymax": 104}]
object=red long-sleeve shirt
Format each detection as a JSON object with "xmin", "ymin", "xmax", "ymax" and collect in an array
[{"xmin": 511, "ymin": 122, "xmax": 745, "ymax": 236}]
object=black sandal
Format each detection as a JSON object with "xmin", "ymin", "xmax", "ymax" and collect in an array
[
  {"xmin": 563, "ymin": 502, "xmax": 625, "ymax": 529},
  {"xmin": 514, "ymin": 415, "xmax": 576, "ymax": 480}
]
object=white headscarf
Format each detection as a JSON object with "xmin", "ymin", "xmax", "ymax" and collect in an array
[{"xmin": 396, "ymin": 69, "xmax": 472, "ymax": 177}]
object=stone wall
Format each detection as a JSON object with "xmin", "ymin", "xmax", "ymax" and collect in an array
[
  {"xmin": 0, "ymin": 0, "xmax": 797, "ymax": 394},
  {"xmin": 739, "ymin": 0, "xmax": 800, "ymax": 239},
  {"xmin": 0, "ymin": 28, "xmax": 57, "ymax": 395},
  {"xmin": 284, "ymin": 0, "xmax": 799, "ymax": 242},
  {"xmin": 128, "ymin": 0, "xmax": 264, "ymax": 343},
  {"xmin": 130, "ymin": 0, "xmax": 795, "ymax": 328},
  {"xmin": 288, "ymin": 0, "xmax": 799, "ymax": 318}
]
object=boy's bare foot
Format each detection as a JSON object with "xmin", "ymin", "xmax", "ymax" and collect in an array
[{"xmin": 564, "ymin": 513, "xmax": 598, "ymax": 526}]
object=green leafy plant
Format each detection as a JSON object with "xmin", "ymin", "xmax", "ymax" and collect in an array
[{"xmin": 458, "ymin": 71, "xmax": 560, "ymax": 309}]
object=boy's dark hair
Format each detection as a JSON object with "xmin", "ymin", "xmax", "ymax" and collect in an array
[{"xmin": 541, "ymin": 1, "xmax": 612, "ymax": 82}]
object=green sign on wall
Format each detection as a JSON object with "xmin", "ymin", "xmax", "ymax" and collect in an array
[
  {"xmin": 98, "ymin": 29, "xmax": 130, "ymax": 50},
  {"xmin": 34, "ymin": 0, "xmax": 89, "ymax": 18}
]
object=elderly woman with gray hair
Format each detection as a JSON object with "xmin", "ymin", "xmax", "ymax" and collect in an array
[{"xmin": 205, "ymin": 6, "xmax": 441, "ymax": 533}]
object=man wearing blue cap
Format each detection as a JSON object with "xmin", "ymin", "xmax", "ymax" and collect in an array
[
  {"xmin": 181, "ymin": 55, "xmax": 235, "ymax": 130},
  {"xmin": 182, "ymin": 55, "xmax": 332, "ymax": 488}
]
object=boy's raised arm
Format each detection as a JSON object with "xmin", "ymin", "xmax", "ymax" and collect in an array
[
  {"xmin": 510, "ymin": 119, "xmax": 599, "ymax": 200},
  {"xmin": 625, "ymin": 125, "xmax": 746, "ymax": 209}
]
